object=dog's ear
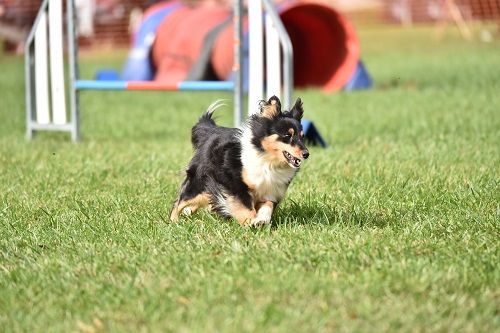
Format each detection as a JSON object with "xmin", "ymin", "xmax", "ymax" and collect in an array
[
  {"xmin": 259, "ymin": 95, "xmax": 281, "ymax": 119},
  {"xmin": 290, "ymin": 98, "xmax": 304, "ymax": 121}
]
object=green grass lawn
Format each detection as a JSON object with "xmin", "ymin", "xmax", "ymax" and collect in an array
[{"xmin": 0, "ymin": 26, "xmax": 499, "ymax": 332}]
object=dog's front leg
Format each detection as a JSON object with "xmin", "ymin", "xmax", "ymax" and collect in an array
[{"xmin": 250, "ymin": 201, "xmax": 275, "ymax": 226}]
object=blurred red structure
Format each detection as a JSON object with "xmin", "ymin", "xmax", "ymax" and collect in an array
[{"xmin": 1, "ymin": 0, "xmax": 499, "ymax": 52}]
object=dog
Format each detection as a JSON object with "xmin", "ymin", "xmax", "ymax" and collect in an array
[{"xmin": 170, "ymin": 95, "xmax": 309, "ymax": 226}]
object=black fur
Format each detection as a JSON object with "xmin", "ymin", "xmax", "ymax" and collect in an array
[{"xmin": 183, "ymin": 110, "xmax": 252, "ymax": 217}]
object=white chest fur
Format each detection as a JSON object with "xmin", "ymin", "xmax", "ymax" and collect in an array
[{"xmin": 240, "ymin": 128, "xmax": 297, "ymax": 203}]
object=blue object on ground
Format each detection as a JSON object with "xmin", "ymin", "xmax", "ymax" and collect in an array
[
  {"xmin": 344, "ymin": 61, "xmax": 373, "ymax": 91},
  {"xmin": 95, "ymin": 70, "xmax": 120, "ymax": 81},
  {"xmin": 301, "ymin": 119, "xmax": 327, "ymax": 148}
]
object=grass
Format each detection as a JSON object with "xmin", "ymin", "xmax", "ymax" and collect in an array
[{"xmin": 0, "ymin": 26, "xmax": 499, "ymax": 332}]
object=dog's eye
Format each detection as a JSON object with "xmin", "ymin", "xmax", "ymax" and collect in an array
[{"xmin": 284, "ymin": 134, "xmax": 292, "ymax": 140}]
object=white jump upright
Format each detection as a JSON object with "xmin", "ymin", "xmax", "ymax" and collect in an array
[
  {"xmin": 33, "ymin": 10, "xmax": 50, "ymax": 125},
  {"xmin": 248, "ymin": 0, "xmax": 294, "ymax": 114},
  {"xmin": 248, "ymin": 0, "xmax": 264, "ymax": 114},
  {"xmin": 48, "ymin": 0, "xmax": 67, "ymax": 125},
  {"xmin": 265, "ymin": 13, "xmax": 281, "ymax": 101},
  {"xmin": 25, "ymin": 0, "xmax": 79, "ymax": 140}
]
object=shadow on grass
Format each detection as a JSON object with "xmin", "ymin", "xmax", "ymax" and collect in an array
[
  {"xmin": 272, "ymin": 199, "xmax": 396, "ymax": 229},
  {"xmin": 157, "ymin": 198, "xmax": 402, "ymax": 231}
]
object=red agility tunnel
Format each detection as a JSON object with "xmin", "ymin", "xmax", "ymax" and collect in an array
[
  {"xmin": 281, "ymin": 2, "xmax": 360, "ymax": 91},
  {"xmin": 151, "ymin": 1, "xmax": 361, "ymax": 92},
  {"xmin": 152, "ymin": 4, "xmax": 230, "ymax": 84}
]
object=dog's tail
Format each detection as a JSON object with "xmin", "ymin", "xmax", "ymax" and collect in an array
[{"xmin": 191, "ymin": 100, "xmax": 225, "ymax": 149}]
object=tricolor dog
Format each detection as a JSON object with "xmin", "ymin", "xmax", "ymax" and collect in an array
[{"xmin": 170, "ymin": 96, "xmax": 309, "ymax": 226}]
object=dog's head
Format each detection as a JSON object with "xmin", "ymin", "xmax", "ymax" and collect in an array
[{"xmin": 248, "ymin": 96, "xmax": 309, "ymax": 169}]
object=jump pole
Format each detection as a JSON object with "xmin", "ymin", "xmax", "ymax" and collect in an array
[
  {"xmin": 233, "ymin": 0, "xmax": 244, "ymax": 126},
  {"xmin": 34, "ymin": 4, "xmax": 50, "ymax": 125},
  {"xmin": 265, "ymin": 11, "xmax": 281, "ymax": 103},
  {"xmin": 248, "ymin": 0, "xmax": 264, "ymax": 114},
  {"xmin": 49, "ymin": 0, "xmax": 67, "ymax": 125},
  {"xmin": 74, "ymin": 80, "xmax": 236, "ymax": 91},
  {"xmin": 67, "ymin": 0, "xmax": 80, "ymax": 141},
  {"xmin": 263, "ymin": 0, "xmax": 293, "ymax": 109},
  {"xmin": 248, "ymin": 0, "xmax": 294, "ymax": 112}
]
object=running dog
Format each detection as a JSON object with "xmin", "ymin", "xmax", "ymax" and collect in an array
[{"xmin": 170, "ymin": 95, "xmax": 309, "ymax": 226}]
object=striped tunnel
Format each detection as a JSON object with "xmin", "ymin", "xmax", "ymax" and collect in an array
[{"xmin": 74, "ymin": 80, "xmax": 235, "ymax": 91}]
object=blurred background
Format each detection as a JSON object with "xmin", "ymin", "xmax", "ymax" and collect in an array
[
  {"xmin": 1, "ymin": 0, "xmax": 498, "ymax": 54},
  {"xmin": 1, "ymin": 0, "xmax": 498, "ymax": 105}
]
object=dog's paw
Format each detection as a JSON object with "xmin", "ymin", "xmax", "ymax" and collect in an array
[
  {"xmin": 249, "ymin": 216, "xmax": 271, "ymax": 227},
  {"xmin": 182, "ymin": 207, "xmax": 192, "ymax": 216},
  {"xmin": 247, "ymin": 203, "xmax": 273, "ymax": 227}
]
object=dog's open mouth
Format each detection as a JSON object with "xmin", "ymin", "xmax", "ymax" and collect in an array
[{"xmin": 283, "ymin": 151, "xmax": 301, "ymax": 168}]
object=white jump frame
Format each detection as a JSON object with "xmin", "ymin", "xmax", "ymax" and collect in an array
[{"xmin": 25, "ymin": 0, "xmax": 293, "ymax": 141}]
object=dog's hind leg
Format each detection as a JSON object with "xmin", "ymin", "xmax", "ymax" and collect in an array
[
  {"xmin": 170, "ymin": 193, "xmax": 210, "ymax": 220},
  {"xmin": 170, "ymin": 177, "xmax": 209, "ymax": 221}
]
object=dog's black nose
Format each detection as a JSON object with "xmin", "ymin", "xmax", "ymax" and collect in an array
[{"xmin": 302, "ymin": 149, "xmax": 310, "ymax": 159}]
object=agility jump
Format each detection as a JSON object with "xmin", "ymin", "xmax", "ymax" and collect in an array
[
  {"xmin": 24, "ymin": 0, "xmax": 299, "ymax": 141},
  {"xmin": 25, "ymin": 0, "xmax": 368, "ymax": 143}
]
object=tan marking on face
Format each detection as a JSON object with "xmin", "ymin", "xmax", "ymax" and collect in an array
[
  {"xmin": 261, "ymin": 134, "xmax": 286, "ymax": 162},
  {"xmin": 261, "ymin": 134, "xmax": 301, "ymax": 165},
  {"xmin": 261, "ymin": 134, "xmax": 280, "ymax": 153},
  {"xmin": 288, "ymin": 128, "xmax": 295, "ymax": 136},
  {"xmin": 300, "ymin": 131, "xmax": 304, "ymax": 138},
  {"xmin": 170, "ymin": 193, "xmax": 210, "ymax": 220},
  {"xmin": 226, "ymin": 196, "xmax": 256, "ymax": 225}
]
